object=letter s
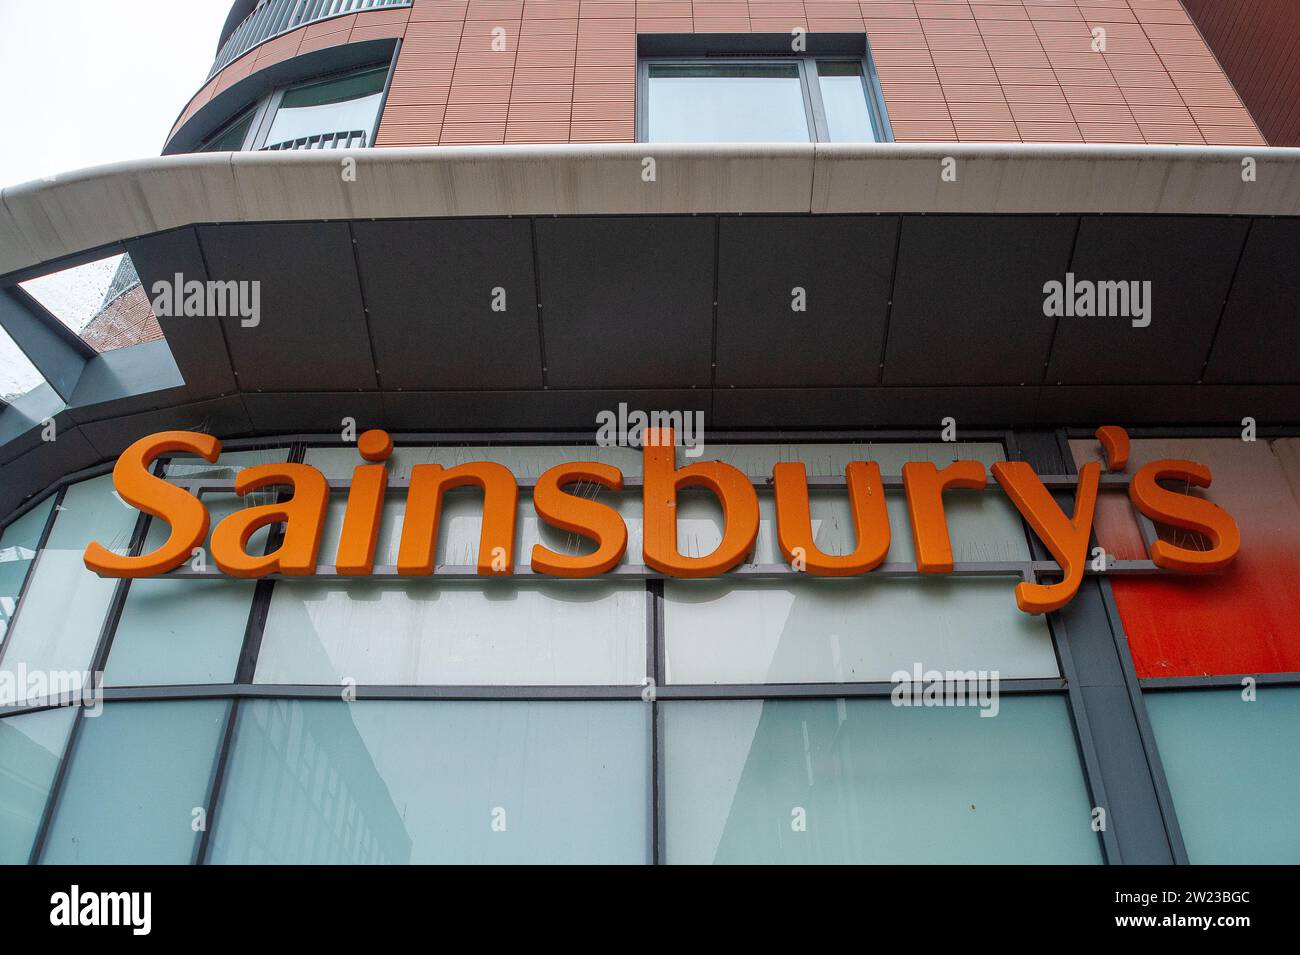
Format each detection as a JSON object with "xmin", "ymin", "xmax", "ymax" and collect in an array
[
  {"xmin": 84, "ymin": 430, "xmax": 220, "ymax": 577},
  {"xmin": 1129, "ymin": 459, "xmax": 1240, "ymax": 572}
]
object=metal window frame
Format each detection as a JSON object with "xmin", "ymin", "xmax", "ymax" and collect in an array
[
  {"xmin": 636, "ymin": 52, "xmax": 892, "ymax": 144},
  {"xmin": 3, "ymin": 427, "xmax": 1298, "ymax": 865}
]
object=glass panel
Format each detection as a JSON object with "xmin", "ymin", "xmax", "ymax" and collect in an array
[
  {"xmin": 208, "ymin": 700, "xmax": 649, "ymax": 864},
  {"xmin": 663, "ymin": 442, "xmax": 1056, "ymax": 683},
  {"xmin": 816, "ymin": 61, "xmax": 878, "ymax": 142},
  {"xmin": 0, "ymin": 496, "xmax": 53, "ymax": 649},
  {"xmin": 253, "ymin": 446, "xmax": 647, "ymax": 686},
  {"xmin": 1146, "ymin": 687, "xmax": 1300, "ymax": 864},
  {"xmin": 663, "ymin": 696, "xmax": 1101, "ymax": 863},
  {"xmin": 0, "ymin": 324, "xmax": 45, "ymax": 403},
  {"xmin": 0, "ymin": 707, "xmax": 76, "ymax": 864},
  {"xmin": 1, "ymin": 476, "xmax": 139, "ymax": 704},
  {"xmin": 200, "ymin": 109, "xmax": 255, "ymax": 152},
  {"xmin": 19, "ymin": 253, "xmax": 160, "ymax": 353},
  {"xmin": 40, "ymin": 700, "xmax": 228, "ymax": 864},
  {"xmin": 1072, "ymin": 437, "xmax": 1300, "ymax": 677},
  {"xmin": 264, "ymin": 67, "xmax": 387, "ymax": 147},
  {"xmin": 104, "ymin": 450, "xmax": 288, "ymax": 687},
  {"xmin": 647, "ymin": 62, "xmax": 811, "ymax": 143}
]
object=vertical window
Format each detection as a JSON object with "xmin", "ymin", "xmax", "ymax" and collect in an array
[
  {"xmin": 641, "ymin": 54, "xmax": 889, "ymax": 143},
  {"xmin": 0, "ymin": 497, "xmax": 53, "ymax": 648},
  {"xmin": 199, "ymin": 109, "xmax": 256, "ymax": 152},
  {"xmin": 208, "ymin": 700, "xmax": 649, "ymax": 864},
  {"xmin": 0, "ymin": 707, "xmax": 76, "ymax": 864},
  {"xmin": 1146, "ymin": 688, "xmax": 1300, "ymax": 864},
  {"xmin": 663, "ymin": 696, "xmax": 1101, "ymax": 864},
  {"xmin": 261, "ymin": 66, "xmax": 388, "ymax": 150},
  {"xmin": 40, "ymin": 701, "xmax": 228, "ymax": 864}
]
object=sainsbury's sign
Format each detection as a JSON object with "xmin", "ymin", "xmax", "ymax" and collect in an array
[{"xmin": 82, "ymin": 426, "xmax": 1240, "ymax": 615}]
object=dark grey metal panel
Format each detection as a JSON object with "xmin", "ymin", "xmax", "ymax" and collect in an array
[
  {"xmin": 242, "ymin": 391, "xmax": 385, "ymax": 433},
  {"xmin": 1016, "ymin": 430, "xmax": 1179, "ymax": 864},
  {"xmin": 1203, "ymin": 218, "xmax": 1300, "ymax": 384},
  {"xmin": 351, "ymin": 219, "xmax": 543, "ymax": 390},
  {"xmin": 381, "ymin": 389, "xmax": 706, "ymax": 431},
  {"xmin": 198, "ymin": 222, "xmax": 377, "ymax": 392},
  {"xmin": 0, "ymin": 388, "xmax": 67, "ymax": 464},
  {"xmin": 65, "ymin": 342, "xmax": 186, "ymax": 424},
  {"xmin": 535, "ymin": 217, "xmax": 714, "ymax": 389},
  {"xmin": 713, "ymin": 385, "xmax": 1035, "ymax": 428},
  {"xmin": 76, "ymin": 396, "xmax": 252, "ymax": 459},
  {"xmin": 883, "ymin": 215, "xmax": 1075, "ymax": 386},
  {"xmin": 0, "ymin": 289, "xmax": 87, "ymax": 402},
  {"xmin": 126, "ymin": 228, "xmax": 238, "ymax": 399},
  {"xmin": 1046, "ymin": 216, "xmax": 1250, "ymax": 385},
  {"xmin": 1035, "ymin": 384, "xmax": 1300, "ymax": 425},
  {"xmin": 716, "ymin": 216, "xmax": 896, "ymax": 387},
  {"xmin": 0, "ymin": 426, "xmax": 98, "ymax": 517}
]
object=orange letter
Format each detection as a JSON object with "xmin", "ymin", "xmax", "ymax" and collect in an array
[
  {"xmin": 210, "ymin": 464, "xmax": 329, "ymax": 578},
  {"xmin": 531, "ymin": 462, "xmax": 628, "ymax": 577},
  {"xmin": 901, "ymin": 461, "xmax": 986, "ymax": 573},
  {"xmin": 397, "ymin": 462, "xmax": 518, "ymax": 576},
  {"xmin": 83, "ymin": 430, "xmax": 220, "ymax": 578},
  {"xmin": 642, "ymin": 427, "xmax": 758, "ymax": 577},
  {"xmin": 773, "ymin": 461, "xmax": 890, "ymax": 576},
  {"xmin": 1129, "ymin": 460, "xmax": 1240, "ymax": 572},
  {"xmin": 992, "ymin": 460, "xmax": 1100, "ymax": 614},
  {"xmin": 336, "ymin": 430, "xmax": 393, "ymax": 575}
]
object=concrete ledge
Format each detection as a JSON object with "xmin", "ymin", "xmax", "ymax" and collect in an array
[{"xmin": 3, "ymin": 143, "xmax": 1299, "ymax": 280}]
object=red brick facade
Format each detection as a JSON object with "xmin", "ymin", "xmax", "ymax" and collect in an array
[{"xmin": 171, "ymin": 0, "xmax": 1266, "ymax": 149}]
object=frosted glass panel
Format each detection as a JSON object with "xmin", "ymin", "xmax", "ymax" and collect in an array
[
  {"xmin": 664, "ymin": 696, "xmax": 1100, "ymax": 864},
  {"xmin": 207, "ymin": 700, "xmax": 648, "ymax": 864},
  {"xmin": 1, "ymin": 477, "xmax": 138, "ymax": 703},
  {"xmin": 257, "ymin": 450, "xmax": 647, "ymax": 685},
  {"xmin": 648, "ymin": 63, "xmax": 811, "ymax": 143},
  {"xmin": 104, "ymin": 450, "xmax": 287, "ymax": 687},
  {"xmin": 0, "ymin": 496, "xmax": 53, "ymax": 648},
  {"xmin": 40, "ymin": 700, "xmax": 228, "ymax": 864},
  {"xmin": 665, "ymin": 478, "xmax": 1052, "ymax": 683},
  {"xmin": 0, "ymin": 706, "xmax": 75, "ymax": 863},
  {"xmin": 1146, "ymin": 687, "xmax": 1300, "ymax": 864}
]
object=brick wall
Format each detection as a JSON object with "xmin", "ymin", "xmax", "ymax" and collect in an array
[{"xmin": 172, "ymin": 0, "xmax": 1267, "ymax": 149}]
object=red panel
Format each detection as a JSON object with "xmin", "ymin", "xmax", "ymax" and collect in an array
[{"xmin": 1071, "ymin": 437, "xmax": 1300, "ymax": 678}]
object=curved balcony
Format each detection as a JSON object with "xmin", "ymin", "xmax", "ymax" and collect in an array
[{"xmin": 210, "ymin": 0, "xmax": 410, "ymax": 79}]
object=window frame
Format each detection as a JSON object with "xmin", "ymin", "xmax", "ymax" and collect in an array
[
  {"xmin": 636, "ymin": 53, "xmax": 894, "ymax": 145},
  {"xmin": 195, "ymin": 57, "xmax": 397, "ymax": 154}
]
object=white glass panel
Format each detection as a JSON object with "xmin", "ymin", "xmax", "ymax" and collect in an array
[
  {"xmin": 1, "ymin": 477, "xmax": 139, "ymax": 703},
  {"xmin": 1146, "ymin": 687, "xmax": 1300, "ymax": 864},
  {"xmin": 208, "ymin": 700, "xmax": 649, "ymax": 864},
  {"xmin": 663, "ymin": 441, "xmax": 1052, "ymax": 682},
  {"xmin": 40, "ymin": 700, "xmax": 228, "ymax": 864},
  {"xmin": 0, "ymin": 706, "xmax": 75, "ymax": 864},
  {"xmin": 264, "ymin": 68, "xmax": 387, "ymax": 146},
  {"xmin": 664, "ymin": 696, "xmax": 1101, "ymax": 864},
  {"xmin": 0, "ymin": 496, "xmax": 53, "ymax": 647},
  {"xmin": 103, "ymin": 450, "xmax": 287, "ymax": 687},
  {"xmin": 0, "ymin": 324, "xmax": 45, "ymax": 403},
  {"xmin": 817, "ymin": 61, "xmax": 878, "ymax": 142},
  {"xmin": 648, "ymin": 63, "xmax": 811, "ymax": 143},
  {"xmin": 251, "ymin": 447, "xmax": 647, "ymax": 686}
]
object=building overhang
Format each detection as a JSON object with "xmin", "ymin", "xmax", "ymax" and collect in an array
[{"xmin": 0, "ymin": 143, "xmax": 1298, "ymax": 517}]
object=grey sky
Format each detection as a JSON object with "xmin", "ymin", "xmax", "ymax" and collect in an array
[{"xmin": 0, "ymin": 0, "xmax": 234, "ymax": 189}]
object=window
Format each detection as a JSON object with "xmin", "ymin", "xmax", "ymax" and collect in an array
[
  {"xmin": 641, "ymin": 56, "xmax": 889, "ymax": 143},
  {"xmin": 194, "ymin": 64, "xmax": 391, "ymax": 154},
  {"xmin": 663, "ymin": 696, "xmax": 1102, "ymax": 864},
  {"xmin": 262, "ymin": 67, "xmax": 388, "ymax": 150},
  {"xmin": 1145, "ymin": 687, "xmax": 1300, "ymax": 864},
  {"xmin": 207, "ymin": 700, "xmax": 649, "ymax": 864},
  {"xmin": 0, "ymin": 706, "xmax": 75, "ymax": 864}
]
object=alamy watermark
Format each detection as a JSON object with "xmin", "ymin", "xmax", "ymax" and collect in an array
[
  {"xmin": 1043, "ymin": 273, "xmax": 1151, "ymax": 328},
  {"xmin": 0, "ymin": 664, "xmax": 102, "ymax": 714},
  {"xmin": 891, "ymin": 664, "xmax": 1001, "ymax": 717},
  {"xmin": 150, "ymin": 274, "xmax": 261, "ymax": 328},
  {"xmin": 595, "ymin": 404, "xmax": 705, "ymax": 457}
]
